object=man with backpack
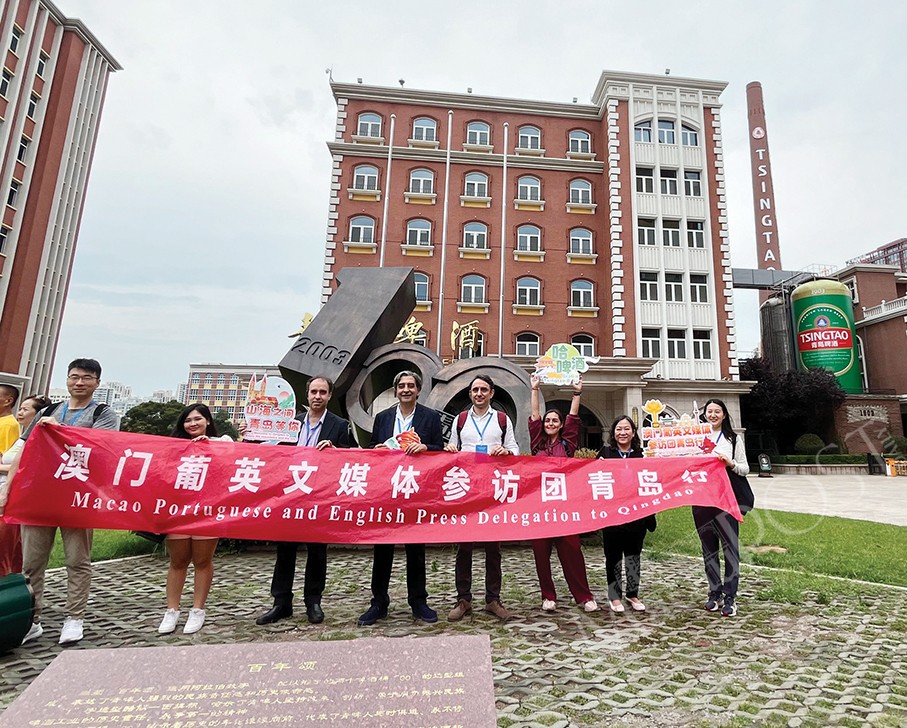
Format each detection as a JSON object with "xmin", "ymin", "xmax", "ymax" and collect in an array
[
  {"xmin": 444, "ymin": 374, "xmax": 519, "ymax": 621},
  {"xmin": 3, "ymin": 358, "xmax": 119, "ymax": 645}
]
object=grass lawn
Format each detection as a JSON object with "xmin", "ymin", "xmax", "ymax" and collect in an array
[{"xmin": 48, "ymin": 530, "xmax": 160, "ymax": 568}]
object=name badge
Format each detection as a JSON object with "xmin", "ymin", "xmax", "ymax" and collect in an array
[{"xmin": 475, "ymin": 444, "xmax": 489, "ymax": 454}]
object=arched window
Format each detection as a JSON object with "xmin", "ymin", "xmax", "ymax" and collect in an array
[
  {"xmin": 464, "ymin": 172, "xmax": 488, "ymax": 197},
  {"xmin": 658, "ymin": 119, "xmax": 675, "ymax": 144},
  {"xmin": 568, "ymin": 129, "xmax": 592, "ymax": 154},
  {"xmin": 349, "ymin": 216, "xmax": 375, "ymax": 243},
  {"xmin": 230, "ymin": 374, "xmax": 239, "ymax": 385},
  {"xmin": 409, "ymin": 168, "xmax": 434, "ymax": 194},
  {"xmin": 463, "ymin": 222, "xmax": 488, "ymax": 249},
  {"xmin": 466, "ymin": 121, "xmax": 490, "ymax": 146},
  {"xmin": 571, "ymin": 280, "xmax": 594, "ymax": 308},
  {"xmin": 357, "ymin": 112, "xmax": 382, "ymax": 137},
  {"xmin": 353, "ymin": 164, "xmax": 378, "ymax": 190},
  {"xmin": 569, "ymin": 179, "xmax": 592, "ymax": 205},
  {"xmin": 406, "ymin": 219, "xmax": 432, "ymax": 246},
  {"xmin": 516, "ymin": 277, "xmax": 541, "ymax": 306},
  {"xmin": 634, "ymin": 121, "xmax": 652, "ymax": 143},
  {"xmin": 461, "ymin": 275, "xmax": 486, "ymax": 304},
  {"xmin": 517, "ymin": 225, "xmax": 541, "ymax": 252},
  {"xmin": 569, "ymin": 228, "xmax": 593, "ymax": 255},
  {"xmin": 459, "ymin": 330, "xmax": 485, "ymax": 359},
  {"xmin": 518, "ymin": 125, "xmax": 541, "ymax": 150},
  {"xmin": 414, "ymin": 272, "xmax": 430, "ymax": 302},
  {"xmin": 681, "ymin": 124, "xmax": 699, "ymax": 147},
  {"xmin": 517, "ymin": 175, "xmax": 541, "ymax": 201},
  {"xmin": 516, "ymin": 332, "xmax": 541, "ymax": 357},
  {"xmin": 412, "ymin": 117, "xmax": 437, "ymax": 142},
  {"xmin": 571, "ymin": 334, "xmax": 594, "ymax": 357}
]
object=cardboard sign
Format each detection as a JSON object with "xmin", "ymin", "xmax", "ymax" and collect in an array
[
  {"xmin": 533, "ymin": 343, "xmax": 599, "ymax": 385},
  {"xmin": 244, "ymin": 373, "xmax": 300, "ymax": 444}
]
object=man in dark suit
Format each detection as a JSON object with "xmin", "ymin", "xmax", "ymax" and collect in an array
[
  {"xmin": 256, "ymin": 375, "xmax": 354, "ymax": 625},
  {"xmin": 357, "ymin": 370, "xmax": 443, "ymax": 626}
]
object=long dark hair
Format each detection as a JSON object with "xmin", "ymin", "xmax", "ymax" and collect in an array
[
  {"xmin": 608, "ymin": 414, "xmax": 641, "ymax": 452},
  {"xmin": 172, "ymin": 403, "xmax": 219, "ymax": 439},
  {"xmin": 702, "ymin": 398, "xmax": 735, "ymax": 442}
]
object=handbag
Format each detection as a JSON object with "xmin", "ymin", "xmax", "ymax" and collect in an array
[
  {"xmin": 131, "ymin": 530, "xmax": 165, "ymax": 544},
  {"xmin": 726, "ymin": 468, "xmax": 755, "ymax": 515}
]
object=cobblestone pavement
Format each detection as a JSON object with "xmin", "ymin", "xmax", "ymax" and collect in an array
[{"xmin": 1, "ymin": 545, "xmax": 905, "ymax": 727}]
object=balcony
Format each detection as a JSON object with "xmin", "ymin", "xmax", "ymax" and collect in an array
[{"xmin": 861, "ymin": 296, "xmax": 907, "ymax": 322}]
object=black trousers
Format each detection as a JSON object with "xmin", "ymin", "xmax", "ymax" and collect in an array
[
  {"xmin": 455, "ymin": 542, "xmax": 502, "ymax": 603},
  {"xmin": 369, "ymin": 543, "xmax": 428, "ymax": 608},
  {"xmin": 602, "ymin": 522, "xmax": 648, "ymax": 601},
  {"xmin": 269, "ymin": 542, "xmax": 327, "ymax": 608},
  {"xmin": 692, "ymin": 506, "xmax": 740, "ymax": 599}
]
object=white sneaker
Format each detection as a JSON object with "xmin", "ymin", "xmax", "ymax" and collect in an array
[
  {"xmin": 21, "ymin": 622, "xmax": 43, "ymax": 644},
  {"xmin": 583, "ymin": 599, "xmax": 599, "ymax": 612},
  {"xmin": 183, "ymin": 608, "xmax": 206, "ymax": 634},
  {"xmin": 541, "ymin": 599, "xmax": 557, "ymax": 612},
  {"xmin": 158, "ymin": 609, "xmax": 180, "ymax": 634},
  {"xmin": 59, "ymin": 617, "xmax": 84, "ymax": 645}
]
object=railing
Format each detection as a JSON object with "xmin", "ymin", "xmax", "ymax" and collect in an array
[{"xmin": 862, "ymin": 296, "xmax": 907, "ymax": 320}]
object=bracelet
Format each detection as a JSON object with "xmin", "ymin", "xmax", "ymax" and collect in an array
[{"xmin": 572, "ymin": 391, "xmax": 581, "ymax": 396}]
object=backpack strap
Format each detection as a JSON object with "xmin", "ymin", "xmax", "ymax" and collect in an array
[
  {"xmin": 455, "ymin": 410, "xmax": 469, "ymax": 450},
  {"xmin": 497, "ymin": 411, "xmax": 507, "ymax": 441},
  {"xmin": 92, "ymin": 403, "xmax": 110, "ymax": 424}
]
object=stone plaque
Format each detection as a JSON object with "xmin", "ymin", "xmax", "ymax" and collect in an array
[{"xmin": 0, "ymin": 636, "xmax": 495, "ymax": 727}]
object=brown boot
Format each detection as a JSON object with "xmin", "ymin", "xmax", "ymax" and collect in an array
[
  {"xmin": 448, "ymin": 599, "xmax": 472, "ymax": 621},
  {"xmin": 484, "ymin": 600, "xmax": 513, "ymax": 621}
]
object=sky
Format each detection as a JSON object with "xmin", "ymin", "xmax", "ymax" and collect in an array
[{"xmin": 50, "ymin": 0, "xmax": 907, "ymax": 395}]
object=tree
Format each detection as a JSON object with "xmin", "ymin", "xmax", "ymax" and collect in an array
[
  {"xmin": 120, "ymin": 400, "xmax": 240, "ymax": 440},
  {"xmin": 739, "ymin": 357, "xmax": 847, "ymax": 454}
]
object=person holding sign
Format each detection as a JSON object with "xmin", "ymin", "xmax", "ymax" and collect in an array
[
  {"xmin": 358, "ymin": 371, "xmax": 444, "ymax": 626},
  {"xmin": 528, "ymin": 374, "xmax": 598, "ymax": 613},
  {"xmin": 693, "ymin": 398, "xmax": 750, "ymax": 618},
  {"xmin": 597, "ymin": 415, "xmax": 656, "ymax": 613},
  {"xmin": 158, "ymin": 404, "xmax": 233, "ymax": 636},
  {"xmin": 445, "ymin": 375, "xmax": 519, "ymax": 621}
]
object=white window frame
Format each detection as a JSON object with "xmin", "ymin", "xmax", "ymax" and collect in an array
[
  {"xmin": 0, "ymin": 70, "xmax": 12, "ymax": 98},
  {"xmin": 681, "ymin": 125, "xmax": 699, "ymax": 147},
  {"xmin": 638, "ymin": 219, "xmax": 657, "ymax": 246},
  {"xmin": 571, "ymin": 280, "xmax": 594, "ymax": 308},
  {"xmin": 36, "ymin": 52, "xmax": 48, "ymax": 78},
  {"xmin": 641, "ymin": 328, "xmax": 661, "ymax": 359},
  {"xmin": 17, "ymin": 137, "xmax": 29, "ymax": 162},
  {"xmin": 412, "ymin": 117, "xmax": 437, "ymax": 142},
  {"xmin": 660, "ymin": 170, "xmax": 678, "ymax": 195},
  {"xmin": 516, "ymin": 277, "xmax": 541, "ymax": 306},
  {"xmin": 466, "ymin": 121, "xmax": 490, "ymax": 146},
  {"xmin": 667, "ymin": 329, "xmax": 687, "ymax": 359},
  {"xmin": 569, "ymin": 228, "xmax": 593, "ymax": 255},
  {"xmin": 658, "ymin": 119, "xmax": 676, "ymax": 144},
  {"xmin": 406, "ymin": 219, "xmax": 432, "ymax": 246},
  {"xmin": 463, "ymin": 222, "xmax": 488, "ymax": 249},
  {"xmin": 414, "ymin": 272, "xmax": 430, "ymax": 302},
  {"xmin": 7, "ymin": 180, "xmax": 21, "ymax": 207},
  {"xmin": 517, "ymin": 176, "xmax": 541, "ymax": 201},
  {"xmin": 684, "ymin": 171, "xmax": 702, "ymax": 197},
  {"xmin": 461, "ymin": 275, "xmax": 486, "ymax": 304},
  {"xmin": 459, "ymin": 331, "xmax": 485, "ymax": 359},
  {"xmin": 353, "ymin": 164, "xmax": 378, "ymax": 190},
  {"xmin": 357, "ymin": 113, "xmax": 382, "ymax": 137},
  {"xmin": 692, "ymin": 330, "xmax": 712, "ymax": 360},
  {"xmin": 569, "ymin": 179, "xmax": 592, "ymax": 204},
  {"xmin": 0, "ymin": 225, "xmax": 10, "ymax": 253},
  {"xmin": 640, "ymin": 272, "xmax": 659, "ymax": 301},
  {"xmin": 517, "ymin": 125, "xmax": 541, "ymax": 150},
  {"xmin": 572, "ymin": 334, "xmax": 594, "ymax": 357},
  {"xmin": 635, "ymin": 121, "xmax": 652, "ymax": 143},
  {"xmin": 690, "ymin": 274, "xmax": 709, "ymax": 303},
  {"xmin": 665, "ymin": 273, "xmax": 684, "ymax": 302},
  {"xmin": 517, "ymin": 225, "xmax": 541, "ymax": 252},
  {"xmin": 569, "ymin": 129, "xmax": 591, "ymax": 153},
  {"xmin": 409, "ymin": 168, "xmax": 434, "ymax": 194},
  {"xmin": 349, "ymin": 216, "xmax": 375, "ymax": 244},
  {"xmin": 464, "ymin": 172, "xmax": 488, "ymax": 197},
  {"xmin": 636, "ymin": 168, "xmax": 654, "ymax": 194},
  {"xmin": 27, "ymin": 93, "xmax": 39, "ymax": 119},
  {"xmin": 516, "ymin": 332, "xmax": 541, "ymax": 357},
  {"xmin": 687, "ymin": 220, "xmax": 705, "ymax": 248},
  {"xmin": 10, "ymin": 27, "xmax": 21, "ymax": 54},
  {"xmin": 662, "ymin": 220, "xmax": 681, "ymax": 247}
]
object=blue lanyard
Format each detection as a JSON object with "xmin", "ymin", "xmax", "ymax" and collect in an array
[
  {"xmin": 714, "ymin": 431, "xmax": 723, "ymax": 445},
  {"xmin": 470, "ymin": 410, "xmax": 493, "ymax": 442},
  {"xmin": 618, "ymin": 448, "xmax": 632, "ymax": 459},
  {"xmin": 303, "ymin": 416, "xmax": 323, "ymax": 447},
  {"xmin": 60, "ymin": 402, "xmax": 91, "ymax": 426},
  {"xmin": 395, "ymin": 408, "xmax": 414, "ymax": 436}
]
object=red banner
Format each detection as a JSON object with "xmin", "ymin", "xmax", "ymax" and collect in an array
[{"xmin": 3, "ymin": 425, "xmax": 741, "ymax": 543}]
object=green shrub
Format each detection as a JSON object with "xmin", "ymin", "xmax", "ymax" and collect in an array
[
  {"xmin": 794, "ymin": 433, "xmax": 825, "ymax": 455},
  {"xmin": 772, "ymin": 454, "xmax": 866, "ymax": 465},
  {"xmin": 884, "ymin": 435, "xmax": 907, "ymax": 454}
]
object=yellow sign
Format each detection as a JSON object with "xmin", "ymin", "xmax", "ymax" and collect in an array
[
  {"xmin": 395, "ymin": 317, "xmax": 425, "ymax": 344},
  {"xmin": 451, "ymin": 320, "xmax": 480, "ymax": 355},
  {"xmin": 287, "ymin": 313, "xmax": 314, "ymax": 338}
]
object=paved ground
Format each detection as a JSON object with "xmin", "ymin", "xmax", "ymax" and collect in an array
[{"xmin": 1, "ymin": 542, "xmax": 905, "ymax": 727}]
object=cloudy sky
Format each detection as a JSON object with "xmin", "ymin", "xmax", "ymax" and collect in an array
[{"xmin": 52, "ymin": 0, "xmax": 907, "ymax": 395}]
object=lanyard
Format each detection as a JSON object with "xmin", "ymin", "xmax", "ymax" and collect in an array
[
  {"xmin": 303, "ymin": 415, "xmax": 324, "ymax": 447},
  {"xmin": 618, "ymin": 448, "xmax": 632, "ymax": 459},
  {"xmin": 714, "ymin": 431, "xmax": 723, "ymax": 445},
  {"xmin": 470, "ymin": 410, "xmax": 493, "ymax": 442},
  {"xmin": 60, "ymin": 402, "xmax": 91, "ymax": 426},
  {"xmin": 395, "ymin": 407, "xmax": 414, "ymax": 436}
]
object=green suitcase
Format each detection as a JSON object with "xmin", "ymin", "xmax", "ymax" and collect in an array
[{"xmin": 0, "ymin": 573, "xmax": 35, "ymax": 652}]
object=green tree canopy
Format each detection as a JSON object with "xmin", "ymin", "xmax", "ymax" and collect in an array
[{"xmin": 121, "ymin": 400, "xmax": 239, "ymax": 440}]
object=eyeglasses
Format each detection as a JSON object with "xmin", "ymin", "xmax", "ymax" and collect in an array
[{"xmin": 67, "ymin": 374, "xmax": 98, "ymax": 382}]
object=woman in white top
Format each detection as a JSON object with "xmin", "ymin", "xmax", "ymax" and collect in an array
[
  {"xmin": 692, "ymin": 398, "xmax": 749, "ymax": 618},
  {"xmin": 158, "ymin": 404, "xmax": 231, "ymax": 635}
]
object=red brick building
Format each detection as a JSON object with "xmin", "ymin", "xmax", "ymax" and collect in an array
[{"xmin": 0, "ymin": 0, "xmax": 119, "ymax": 394}]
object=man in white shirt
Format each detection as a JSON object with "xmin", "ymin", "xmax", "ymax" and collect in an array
[{"xmin": 444, "ymin": 375, "xmax": 519, "ymax": 621}]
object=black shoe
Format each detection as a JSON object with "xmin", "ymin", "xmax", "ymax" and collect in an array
[
  {"xmin": 306, "ymin": 603, "xmax": 325, "ymax": 624},
  {"xmin": 411, "ymin": 603, "xmax": 438, "ymax": 624},
  {"xmin": 357, "ymin": 604, "xmax": 388, "ymax": 626},
  {"xmin": 704, "ymin": 592, "xmax": 723, "ymax": 612},
  {"xmin": 721, "ymin": 597, "xmax": 737, "ymax": 617},
  {"xmin": 256, "ymin": 604, "xmax": 292, "ymax": 625}
]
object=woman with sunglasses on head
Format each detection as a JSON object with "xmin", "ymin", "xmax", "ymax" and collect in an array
[
  {"xmin": 157, "ymin": 404, "xmax": 232, "ymax": 635},
  {"xmin": 693, "ymin": 398, "xmax": 749, "ymax": 618},
  {"xmin": 597, "ymin": 415, "xmax": 656, "ymax": 613},
  {"xmin": 528, "ymin": 374, "xmax": 598, "ymax": 613}
]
